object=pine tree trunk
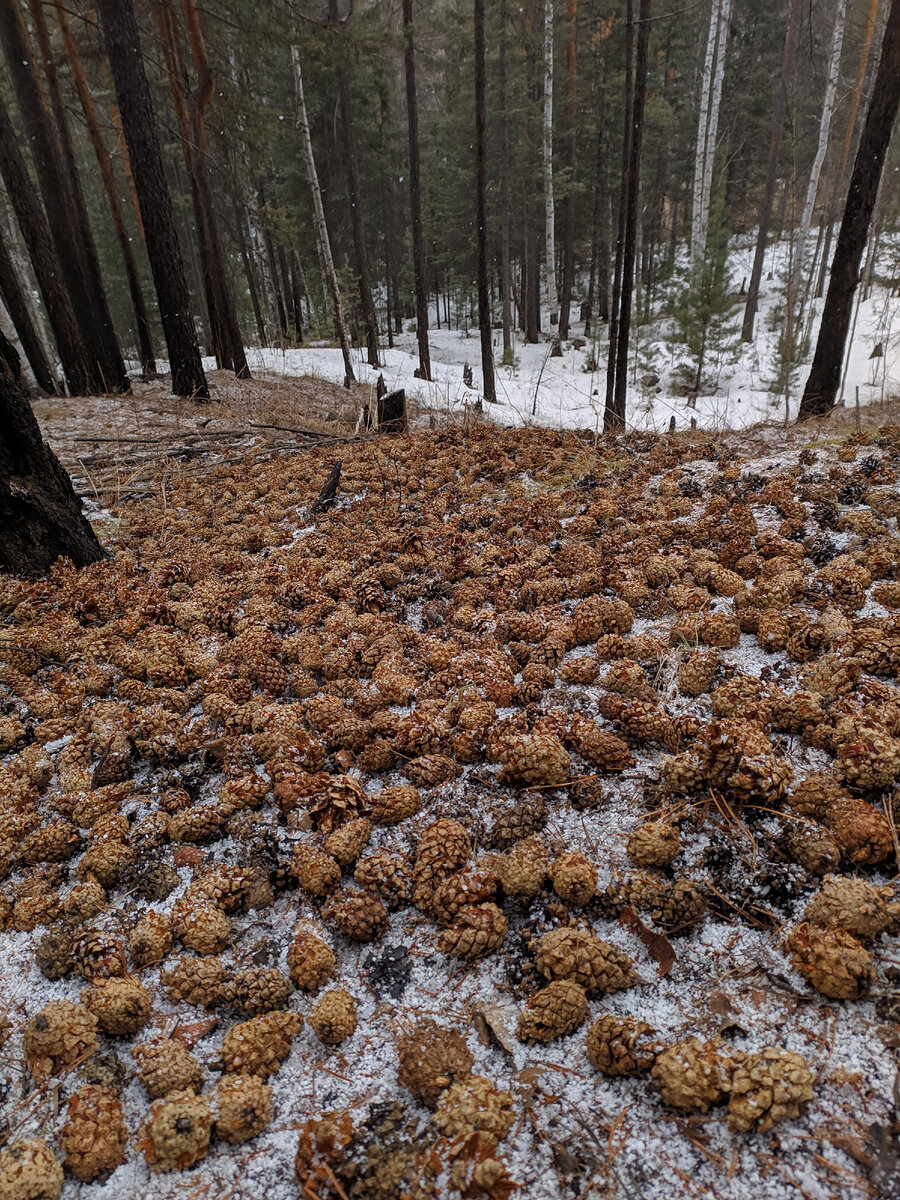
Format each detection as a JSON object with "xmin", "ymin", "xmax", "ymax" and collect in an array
[
  {"xmin": 225, "ymin": 162, "xmax": 267, "ymax": 347},
  {"xmin": 0, "ymin": 1, "xmax": 126, "ymax": 395},
  {"xmin": 0, "ymin": 331, "xmax": 104, "ymax": 574},
  {"xmin": 741, "ymin": 0, "xmax": 802, "ymax": 342},
  {"xmin": 475, "ymin": 0, "xmax": 495, "ymax": 402},
  {"xmin": 402, "ymin": 0, "xmax": 431, "ymax": 379},
  {"xmin": 499, "ymin": 0, "xmax": 513, "ymax": 358},
  {"xmin": 559, "ymin": 0, "xmax": 578, "ymax": 340},
  {"xmin": 257, "ymin": 184, "xmax": 287, "ymax": 341},
  {"xmin": 291, "ymin": 46, "xmax": 355, "ymax": 387},
  {"xmin": 798, "ymin": 0, "xmax": 900, "ymax": 419},
  {"xmin": 0, "ymin": 230, "xmax": 57, "ymax": 395},
  {"xmin": 96, "ymin": 0, "xmax": 208, "ymax": 400},
  {"xmin": 51, "ymin": 0, "xmax": 156, "ymax": 375},
  {"xmin": 0, "ymin": 99, "xmax": 91, "ymax": 396},
  {"xmin": 605, "ymin": 0, "xmax": 635, "ymax": 425},
  {"xmin": 289, "ymin": 252, "xmax": 306, "ymax": 343},
  {"xmin": 543, "ymin": 0, "xmax": 561, "ymax": 354},
  {"xmin": 610, "ymin": 0, "xmax": 651, "ymax": 425}
]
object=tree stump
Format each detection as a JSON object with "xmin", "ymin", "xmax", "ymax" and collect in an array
[{"xmin": 377, "ymin": 389, "xmax": 407, "ymax": 434}]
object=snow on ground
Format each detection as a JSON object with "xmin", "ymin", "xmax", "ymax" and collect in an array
[{"xmin": 231, "ymin": 237, "xmax": 900, "ymax": 434}]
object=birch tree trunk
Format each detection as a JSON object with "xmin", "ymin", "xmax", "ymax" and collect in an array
[
  {"xmin": 402, "ymin": 0, "xmax": 431, "ymax": 380},
  {"xmin": 691, "ymin": 1, "xmax": 719, "ymax": 261},
  {"xmin": 499, "ymin": 0, "xmax": 512, "ymax": 359},
  {"xmin": 543, "ymin": 0, "xmax": 561, "ymax": 354},
  {"xmin": 558, "ymin": 0, "xmax": 578, "ymax": 340},
  {"xmin": 474, "ymin": 0, "xmax": 495, "ymax": 401},
  {"xmin": 290, "ymin": 46, "xmax": 354, "ymax": 388},
  {"xmin": 692, "ymin": 0, "xmax": 730, "ymax": 265}
]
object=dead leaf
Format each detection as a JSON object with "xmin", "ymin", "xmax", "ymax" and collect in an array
[
  {"xmin": 471, "ymin": 1003, "xmax": 517, "ymax": 1055},
  {"xmin": 171, "ymin": 1017, "xmax": 218, "ymax": 1047},
  {"xmin": 333, "ymin": 749, "xmax": 354, "ymax": 772},
  {"xmin": 619, "ymin": 905, "xmax": 676, "ymax": 977}
]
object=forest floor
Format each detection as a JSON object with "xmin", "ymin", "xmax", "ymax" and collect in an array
[{"xmin": 1, "ymin": 400, "xmax": 899, "ymax": 1200}]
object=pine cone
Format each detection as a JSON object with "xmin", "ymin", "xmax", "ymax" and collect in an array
[
  {"xmin": 287, "ymin": 929, "xmax": 336, "ymax": 991},
  {"xmin": 492, "ymin": 731, "xmax": 571, "ymax": 786},
  {"xmin": 788, "ymin": 773, "xmax": 849, "ymax": 820},
  {"xmin": 826, "ymin": 798, "xmax": 893, "ymax": 865},
  {"xmin": 129, "ymin": 910, "xmax": 173, "ymax": 969},
  {"xmin": 433, "ymin": 1075, "xmax": 515, "ymax": 1149},
  {"xmin": 568, "ymin": 714, "xmax": 634, "ymax": 771},
  {"xmin": 727, "ymin": 753, "xmax": 793, "ymax": 805},
  {"xmin": 21, "ymin": 820, "xmax": 80, "ymax": 866},
  {"xmin": 212, "ymin": 1074, "xmax": 272, "ymax": 1145},
  {"xmin": 412, "ymin": 818, "xmax": 471, "ymax": 909},
  {"xmin": 403, "ymin": 753, "xmax": 461, "ymax": 787},
  {"xmin": 34, "ymin": 930, "xmax": 74, "ymax": 981},
  {"xmin": 354, "ymin": 850, "xmax": 412, "ymax": 909},
  {"xmin": 489, "ymin": 796, "xmax": 548, "ymax": 848},
  {"xmin": 324, "ymin": 817, "xmax": 372, "ymax": 867},
  {"xmin": 288, "ymin": 844, "xmax": 342, "ymax": 896},
  {"xmin": 220, "ymin": 1010, "xmax": 304, "ymax": 1078},
  {"xmin": 728, "ymin": 1048, "xmax": 814, "ymax": 1132},
  {"xmin": 436, "ymin": 903, "xmax": 508, "ymax": 959},
  {"xmin": 309, "ymin": 989, "xmax": 358, "ymax": 1045},
  {"xmin": 396, "ymin": 1020, "xmax": 473, "ymax": 1108},
  {"xmin": 784, "ymin": 821, "xmax": 841, "ymax": 876},
  {"xmin": 432, "ymin": 864, "xmax": 498, "ymax": 924},
  {"xmin": 72, "ymin": 927, "xmax": 127, "ymax": 980},
  {"xmin": 331, "ymin": 890, "xmax": 388, "ymax": 942},
  {"xmin": 161, "ymin": 956, "xmax": 228, "ymax": 1008},
  {"xmin": 651, "ymin": 1037, "xmax": 734, "ymax": 1112},
  {"xmin": 497, "ymin": 837, "xmax": 547, "ymax": 898},
  {"xmin": 132, "ymin": 1039, "xmax": 205, "ymax": 1099},
  {"xmin": 227, "ymin": 967, "xmax": 292, "ymax": 1015},
  {"xmin": 168, "ymin": 803, "xmax": 228, "ymax": 843},
  {"xmin": 787, "ymin": 921, "xmax": 875, "ymax": 998},
  {"xmin": 548, "ymin": 852, "xmax": 596, "ymax": 906},
  {"xmin": 586, "ymin": 1014, "xmax": 663, "ymax": 1076},
  {"xmin": 516, "ymin": 980, "xmax": 588, "ymax": 1044},
  {"xmin": 626, "ymin": 821, "xmax": 679, "ymax": 868},
  {"xmin": 139, "ymin": 1090, "xmax": 212, "ymax": 1173},
  {"xmin": 60, "ymin": 1086, "xmax": 127, "ymax": 1181},
  {"xmin": 370, "ymin": 784, "xmax": 423, "ymax": 825},
  {"xmin": 63, "ymin": 877, "xmax": 106, "ymax": 925},
  {"xmin": 657, "ymin": 877, "xmax": 707, "ymax": 932},
  {"xmin": 75, "ymin": 841, "xmax": 133, "ymax": 889},
  {"xmin": 82, "ymin": 975, "xmax": 151, "ymax": 1036},
  {"xmin": 0, "ymin": 1140, "xmax": 63, "ymax": 1200},
  {"xmin": 172, "ymin": 896, "xmax": 230, "ymax": 955},
  {"xmin": 804, "ymin": 875, "xmax": 894, "ymax": 941},
  {"xmin": 535, "ymin": 927, "xmax": 637, "ymax": 995},
  {"xmin": 660, "ymin": 752, "xmax": 704, "ymax": 794},
  {"xmin": 303, "ymin": 773, "xmax": 369, "ymax": 834},
  {"xmin": 835, "ymin": 724, "xmax": 900, "ymax": 790},
  {"xmin": 678, "ymin": 651, "xmax": 719, "ymax": 697},
  {"xmin": 23, "ymin": 1001, "xmax": 99, "ymax": 1080}
]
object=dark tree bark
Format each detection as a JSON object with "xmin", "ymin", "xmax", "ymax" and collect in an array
[
  {"xmin": 610, "ymin": 0, "xmax": 651, "ymax": 425},
  {"xmin": 225, "ymin": 166, "xmax": 267, "ymax": 347},
  {"xmin": 289, "ymin": 252, "xmax": 306, "ymax": 343},
  {"xmin": 257, "ymin": 183, "xmax": 287, "ymax": 341},
  {"xmin": 605, "ymin": 0, "xmax": 634, "ymax": 424},
  {"xmin": 474, "ymin": 0, "xmax": 495, "ymax": 402},
  {"xmin": 0, "ymin": 230, "xmax": 57, "ymax": 395},
  {"xmin": 799, "ymin": 0, "xmax": 900, "ymax": 420},
  {"xmin": 0, "ymin": 1, "xmax": 127, "ymax": 395},
  {"xmin": 278, "ymin": 245, "xmax": 299, "ymax": 339},
  {"xmin": 0, "ymin": 100, "xmax": 90, "ymax": 395},
  {"xmin": 741, "ymin": 0, "xmax": 802, "ymax": 342},
  {"xmin": 96, "ymin": 0, "xmax": 209, "ymax": 400},
  {"xmin": 52, "ymin": 0, "xmax": 156, "ymax": 375},
  {"xmin": 499, "ymin": 0, "xmax": 513, "ymax": 357},
  {"xmin": 559, "ymin": 0, "xmax": 578, "ymax": 340},
  {"xmin": 402, "ymin": 0, "xmax": 431, "ymax": 380},
  {"xmin": 0, "ymin": 332, "xmax": 104, "ymax": 574}
]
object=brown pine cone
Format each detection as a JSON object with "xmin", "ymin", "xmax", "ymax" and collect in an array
[
  {"xmin": 784, "ymin": 821, "xmax": 841, "ymax": 876},
  {"xmin": 786, "ymin": 921, "xmax": 875, "ymax": 998},
  {"xmin": 287, "ymin": 929, "xmax": 336, "ymax": 991},
  {"xmin": 396, "ymin": 1020, "xmax": 473, "ymax": 1109},
  {"xmin": 535, "ymin": 927, "xmax": 637, "ymax": 995},
  {"xmin": 804, "ymin": 875, "xmax": 894, "ymax": 941},
  {"xmin": 220, "ymin": 1011, "xmax": 304, "ymax": 1078},
  {"xmin": 75, "ymin": 841, "xmax": 133, "ymax": 890},
  {"xmin": 288, "ymin": 844, "xmax": 342, "ymax": 896},
  {"xmin": 172, "ymin": 897, "xmax": 230, "ymax": 955},
  {"xmin": 826, "ymin": 798, "xmax": 893, "ymax": 865},
  {"xmin": 82, "ymin": 975, "xmax": 151, "ymax": 1036},
  {"xmin": 787, "ymin": 772, "xmax": 850, "ymax": 820},
  {"xmin": 727, "ymin": 753, "xmax": 793, "ymax": 805},
  {"xmin": 656, "ymin": 877, "xmax": 707, "ymax": 932},
  {"xmin": 489, "ymin": 796, "xmax": 548, "ymax": 848},
  {"xmin": 568, "ymin": 714, "xmax": 634, "ymax": 772},
  {"xmin": 60, "ymin": 1086, "xmax": 127, "ymax": 1181},
  {"xmin": 432, "ymin": 864, "xmax": 498, "ymax": 924},
  {"xmin": 660, "ymin": 752, "xmax": 704, "ymax": 794},
  {"xmin": 516, "ymin": 980, "xmax": 588, "ymax": 1044},
  {"xmin": 626, "ymin": 821, "xmax": 680, "ymax": 868},
  {"xmin": 369, "ymin": 784, "xmax": 423, "ymax": 825},
  {"xmin": 497, "ymin": 837, "xmax": 547, "ymax": 898},
  {"xmin": 129, "ymin": 910, "xmax": 173, "ymax": 969},
  {"xmin": 63, "ymin": 877, "xmax": 106, "ymax": 925},
  {"xmin": 433, "ymin": 1075, "xmax": 515, "ymax": 1149},
  {"xmin": 21, "ymin": 820, "xmax": 80, "ymax": 866},
  {"xmin": 678, "ymin": 651, "xmax": 719, "ymax": 697},
  {"xmin": 728, "ymin": 1048, "xmax": 814, "ymax": 1132},
  {"xmin": 404, "ymin": 753, "xmax": 462, "ymax": 787},
  {"xmin": 304, "ymin": 773, "xmax": 369, "ymax": 834},
  {"xmin": 212, "ymin": 1074, "xmax": 272, "ymax": 1145},
  {"xmin": 23, "ymin": 1001, "xmax": 99, "ymax": 1080},
  {"xmin": 0, "ymin": 1140, "xmax": 63, "ymax": 1199},
  {"xmin": 72, "ymin": 926, "xmax": 127, "ymax": 980},
  {"xmin": 227, "ymin": 967, "xmax": 292, "ymax": 1015},
  {"xmin": 354, "ymin": 850, "xmax": 412, "ymax": 909},
  {"xmin": 548, "ymin": 851, "xmax": 596, "ymax": 906},
  {"xmin": 132, "ymin": 1039, "xmax": 205, "ymax": 1099},
  {"xmin": 324, "ymin": 817, "xmax": 372, "ymax": 867},
  {"xmin": 436, "ymin": 903, "xmax": 508, "ymax": 959},
  {"xmin": 491, "ymin": 731, "xmax": 571, "ymax": 786},
  {"xmin": 586, "ymin": 1014, "xmax": 663, "ymax": 1076},
  {"xmin": 330, "ymin": 890, "xmax": 388, "ymax": 942},
  {"xmin": 834, "ymin": 724, "xmax": 900, "ymax": 791},
  {"xmin": 651, "ymin": 1037, "xmax": 734, "ymax": 1112},
  {"xmin": 139, "ymin": 1090, "xmax": 212, "ymax": 1173},
  {"xmin": 34, "ymin": 930, "xmax": 74, "ymax": 981},
  {"xmin": 161, "ymin": 956, "xmax": 228, "ymax": 1008},
  {"xmin": 168, "ymin": 804, "xmax": 228, "ymax": 844},
  {"xmin": 188, "ymin": 867, "xmax": 254, "ymax": 914},
  {"xmin": 308, "ymin": 988, "xmax": 358, "ymax": 1045},
  {"xmin": 412, "ymin": 818, "xmax": 471, "ymax": 910}
]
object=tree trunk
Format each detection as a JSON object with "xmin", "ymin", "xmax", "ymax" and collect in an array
[
  {"xmin": 289, "ymin": 252, "xmax": 306, "ymax": 343},
  {"xmin": 402, "ymin": 0, "xmax": 431, "ymax": 379},
  {"xmin": 96, "ymin": 0, "xmax": 208, "ymax": 400},
  {"xmin": 51, "ymin": 0, "xmax": 156, "ymax": 375},
  {"xmin": 0, "ymin": 230, "xmax": 57, "ymax": 395},
  {"xmin": 610, "ymin": 0, "xmax": 651, "ymax": 425},
  {"xmin": 559, "ymin": 0, "xmax": 578, "ymax": 340},
  {"xmin": 499, "ymin": 0, "xmax": 513, "ymax": 359},
  {"xmin": 605, "ymin": 0, "xmax": 635, "ymax": 425},
  {"xmin": 223, "ymin": 154, "xmax": 267, "ymax": 347},
  {"xmin": 543, "ymin": 0, "xmax": 561, "ymax": 354},
  {"xmin": 475, "ymin": 0, "xmax": 495, "ymax": 401},
  {"xmin": 0, "ymin": 99, "xmax": 91, "ymax": 395},
  {"xmin": 0, "ymin": 332, "xmax": 104, "ymax": 573},
  {"xmin": 291, "ymin": 46, "xmax": 355, "ymax": 387},
  {"xmin": 0, "ymin": 0, "xmax": 126, "ymax": 395},
  {"xmin": 692, "ymin": 0, "xmax": 730, "ymax": 264},
  {"xmin": 257, "ymin": 183, "xmax": 287, "ymax": 341},
  {"xmin": 741, "ymin": 0, "xmax": 802, "ymax": 342},
  {"xmin": 798, "ymin": 0, "xmax": 900, "ymax": 419}
]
